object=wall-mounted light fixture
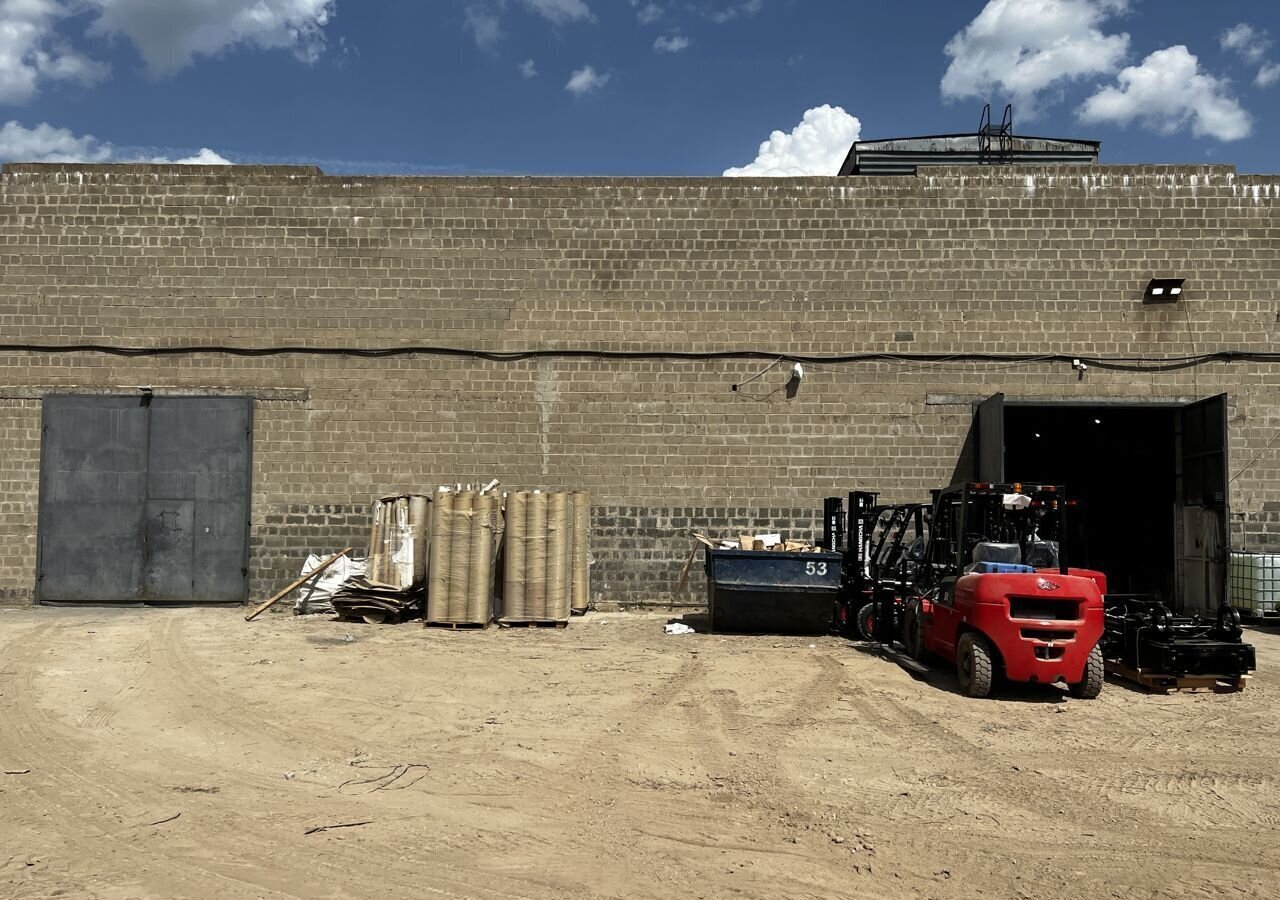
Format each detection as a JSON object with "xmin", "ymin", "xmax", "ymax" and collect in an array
[
  {"xmin": 1142, "ymin": 277, "xmax": 1185, "ymax": 304},
  {"xmin": 784, "ymin": 363, "xmax": 804, "ymax": 400}
]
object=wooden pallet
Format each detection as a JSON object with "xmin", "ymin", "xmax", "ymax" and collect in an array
[
  {"xmin": 498, "ymin": 619, "xmax": 569, "ymax": 629},
  {"xmin": 1106, "ymin": 660, "xmax": 1251, "ymax": 694},
  {"xmin": 424, "ymin": 620, "xmax": 492, "ymax": 630}
]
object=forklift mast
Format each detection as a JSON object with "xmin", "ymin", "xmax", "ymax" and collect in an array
[
  {"xmin": 822, "ymin": 496, "xmax": 845, "ymax": 552},
  {"xmin": 923, "ymin": 482, "xmax": 1071, "ymax": 585},
  {"xmin": 849, "ymin": 491, "xmax": 879, "ymax": 577},
  {"xmin": 823, "ymin": 492, "xmax": 880, "ymax": 570}
]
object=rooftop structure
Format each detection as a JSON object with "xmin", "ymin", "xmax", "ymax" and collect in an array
[{"xmin": 839, "ymin": 104, "xmax": 1100, "ymax": 176}]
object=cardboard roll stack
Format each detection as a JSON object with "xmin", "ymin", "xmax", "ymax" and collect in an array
[
  {"xmin": 501, "ymin": 490, "xmax": 590, "ymax": 623},
  {"xmin": 366, "ymin": 493, "xmax": 430, "ymax": 589},
  {"xmin": 333, "ymin": 493, "xmax": 429, "ymax": 623},
  {"xmin": 425, "ymin": 489, "xmax": 505, "ymax": 626}
]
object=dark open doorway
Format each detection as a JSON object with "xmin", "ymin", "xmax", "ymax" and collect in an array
[
  {"xmin": 968, "ymin": 394, "xmax": 1229, "ymax": 613},
  {"xmin": 1004, "ymin": 405, "xmax": 1176, "ymax": 597}
]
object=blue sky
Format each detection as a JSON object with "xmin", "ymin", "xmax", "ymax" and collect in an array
[{"xmin": 1, "ymin": 0, "xmax": 1277, "ymax": 175}]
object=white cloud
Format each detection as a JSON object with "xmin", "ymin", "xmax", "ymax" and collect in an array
[
  {"xmin": 1079, "ymin": 45, "xmax": 1252, "ymax": 141},
  {"xmin": 723, "ymin": 104, "xmax": 860, "ymax": 177},
  {"xmin": 1221, "ymin": 23, "xmax": 1280, "ymax": 88},
  {"xmin": 464, "ymin": 0, "xmax": 594, "ymax": 49},
  {"xmin": 565, "ymin": 64, "xmax": 608, "ymax": 95},
  {"xmin": 87, "ymin": 0, "xmax": 335, "ymax": 76},
  {"xmin": 0, "ymin": 0, "xmax": 335, "ymax": 102},
  {"xmin": 0, "ymin": 120, "xmax": 232, "ymax": 164},
  {"xmin": 708, "ymin": 0, "xmax": 762, "ymax": 24},
  {"xmin": 0, "ymin": 0, "xmax": 110, "ymax": 105},
  {"xmin": 653, "ymin": 33, "xmax": 690, "ymax": 54},
  {"xmin": 1220, "ymin": 23, "xmax": 1271, "ymax": 65},
  {"xmin": 166, "ymin": 147, "xmax": 232, "ymax": 165},
  {"xmin": 522, "ymin": 0, "xmax": 593, "ymax": 24},
  {"xmin": 518, "ymin": 58, "xmax": 538, "ymax": 78},
  {"xmin": 941, "ymin": 0, "xmax": 1130, "ymax": 116},
  {"xmin": 464, "ymin": 3, "xmax": 503, "ymax": 49},
  {"xmin": 631, "ymin": 1, "xmax": 662, "ymax": 25},
  {"xmin": 0, "ymin": 119, "xmax": 113, "ymax": 162}
]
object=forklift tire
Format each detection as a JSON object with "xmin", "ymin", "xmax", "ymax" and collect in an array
[
  {"xmin": 834, "ymin": 601, "xmax": 859, "ymax": 637},
  {"xmin": 956, "ymin": 633, "xmax": 994, "ymax": 699},
  {"xmin": 1069, "ymin": 644, "xmax": 1105, "ymax": 700},
  {"xmin": 856, "ymin": 603, "xmax": 876, "ymax": 642},
  {"xmin": 902, "ymin": 606, "xmax": 927, "ymax": 661}
]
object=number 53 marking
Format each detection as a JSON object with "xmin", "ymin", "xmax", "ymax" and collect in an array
[{"xmin": 805, "ymin": 561, "xmax": 828, "ymax": 576}]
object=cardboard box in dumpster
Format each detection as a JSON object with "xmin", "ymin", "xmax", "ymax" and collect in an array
[
  {"xmin": 716, "ymin": 533, "xmax": 819, "ymax": 552},
  {"xmin": 679, "ymin": 531, "xmax": 822, "ymax": 596}
]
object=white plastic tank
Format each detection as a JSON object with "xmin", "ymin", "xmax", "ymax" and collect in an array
[{"xmin": 1230, "ymin": 551, "xmax": 1280, "ymax": 616}]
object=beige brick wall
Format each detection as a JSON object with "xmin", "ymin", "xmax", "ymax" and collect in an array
[{"xmin": 0, "ymin": 163, "xmax": 1276, "ymax": 605}]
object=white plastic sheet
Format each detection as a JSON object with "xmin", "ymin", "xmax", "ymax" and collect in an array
[{"xmin": 293, "ymin": 553, "xmax": 366, "ymax": 614}]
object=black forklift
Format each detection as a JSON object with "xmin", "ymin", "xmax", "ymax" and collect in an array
[{"xmin": 824, "ymin": 492, "xmax": 928, "ymax": 641}]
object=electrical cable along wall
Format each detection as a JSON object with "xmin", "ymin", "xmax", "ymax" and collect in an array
[{"xmin": 5, "ymin": 342, "xmax": 1280, "ymax": 372}]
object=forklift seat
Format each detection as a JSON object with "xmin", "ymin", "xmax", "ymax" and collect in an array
[{"xmin": 971, "ymin": 542, "xmax": 1021, "ymax": 565}]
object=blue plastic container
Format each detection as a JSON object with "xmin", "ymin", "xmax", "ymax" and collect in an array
[{"xmin": 968, "ymin": 561, "xmax": 1036, "ymax": 575}]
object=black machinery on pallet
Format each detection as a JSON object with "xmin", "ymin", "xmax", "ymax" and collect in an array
[
  {"xmin": 1102, "ymin": 595, "xmax": 1256, "ymax": 688},
  {"xmin": 824, "ymin": 491, "xmax": 928, "ymax": 641}
]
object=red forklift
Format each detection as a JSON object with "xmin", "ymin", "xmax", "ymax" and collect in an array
[{"xmin": 902, "ymin": 483, "xmax": 1106, "ymax": 699}]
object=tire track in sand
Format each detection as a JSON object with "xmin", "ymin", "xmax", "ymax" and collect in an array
[{"xmin": 0, "ymin": 619, "xmax": 595, "ymax": 900}]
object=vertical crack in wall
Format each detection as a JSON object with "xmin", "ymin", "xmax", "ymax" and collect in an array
[{"xmin": 535, "ymin": 359, "xmax": 559, "ymax": 478}]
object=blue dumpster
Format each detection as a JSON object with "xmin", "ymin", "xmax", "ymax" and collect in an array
[{"xmin": 704, "ymin": 548, "xmax": 843, "ymax": 634}]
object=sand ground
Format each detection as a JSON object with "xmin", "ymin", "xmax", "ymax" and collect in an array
[{"xmin": 1, "ymin": 606, "xmax": 1278, "ymax": 899}]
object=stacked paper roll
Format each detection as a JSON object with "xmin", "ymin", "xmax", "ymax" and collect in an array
[
  {"xmin": 468, "ymin": 493, "xmax": 495, "ymax": 624},
  {"xmin": 525, "ymin": 492, "xmax": 548, "ymax": 619},
  {"xmin": 570, "ymin": 491, "xmax": 590, "ymax": 614},
  {"xmin": 409, "ymin": 494, "xmax": 429, "ymax": 587},
  {"xmin": 547, "ymin": 492, "xmax": 569, "ymax": 620},
  {"xmin": 495, "ymin": 490, "xmax": 582, "ymax": 623},
  {"xmin": 447, "ymin": 491, "xmax": 474, "ymax": 622},
  {"xmin": 423, "ymin": 487, "xmax": 504, "ymax": 626},
  {"xmin": 366, "ymin": 500, "xmax": 386, "ymax": 585},
  {"xmin": 392, "ymin": 500, "xmax": 411, "ymax": 588},
  {"xmin": 426, "ymin": 490, "xmax": 452, "ymax": 623},
  {"xmin": 367, "ymin": 494, "xmax": 430, "ymax": 591},
  {"xmin": 503, "ymin": 491, "xmax": 528, "ymax": 620}
]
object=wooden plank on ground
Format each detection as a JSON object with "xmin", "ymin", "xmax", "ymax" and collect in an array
[
  {"xmin": 245, "ymin": 548, "xmax": 353, "ymax": 622},
  {"xmin": 1106, "ymin": 659, "xmax": 1250, "ymax": 694}
]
